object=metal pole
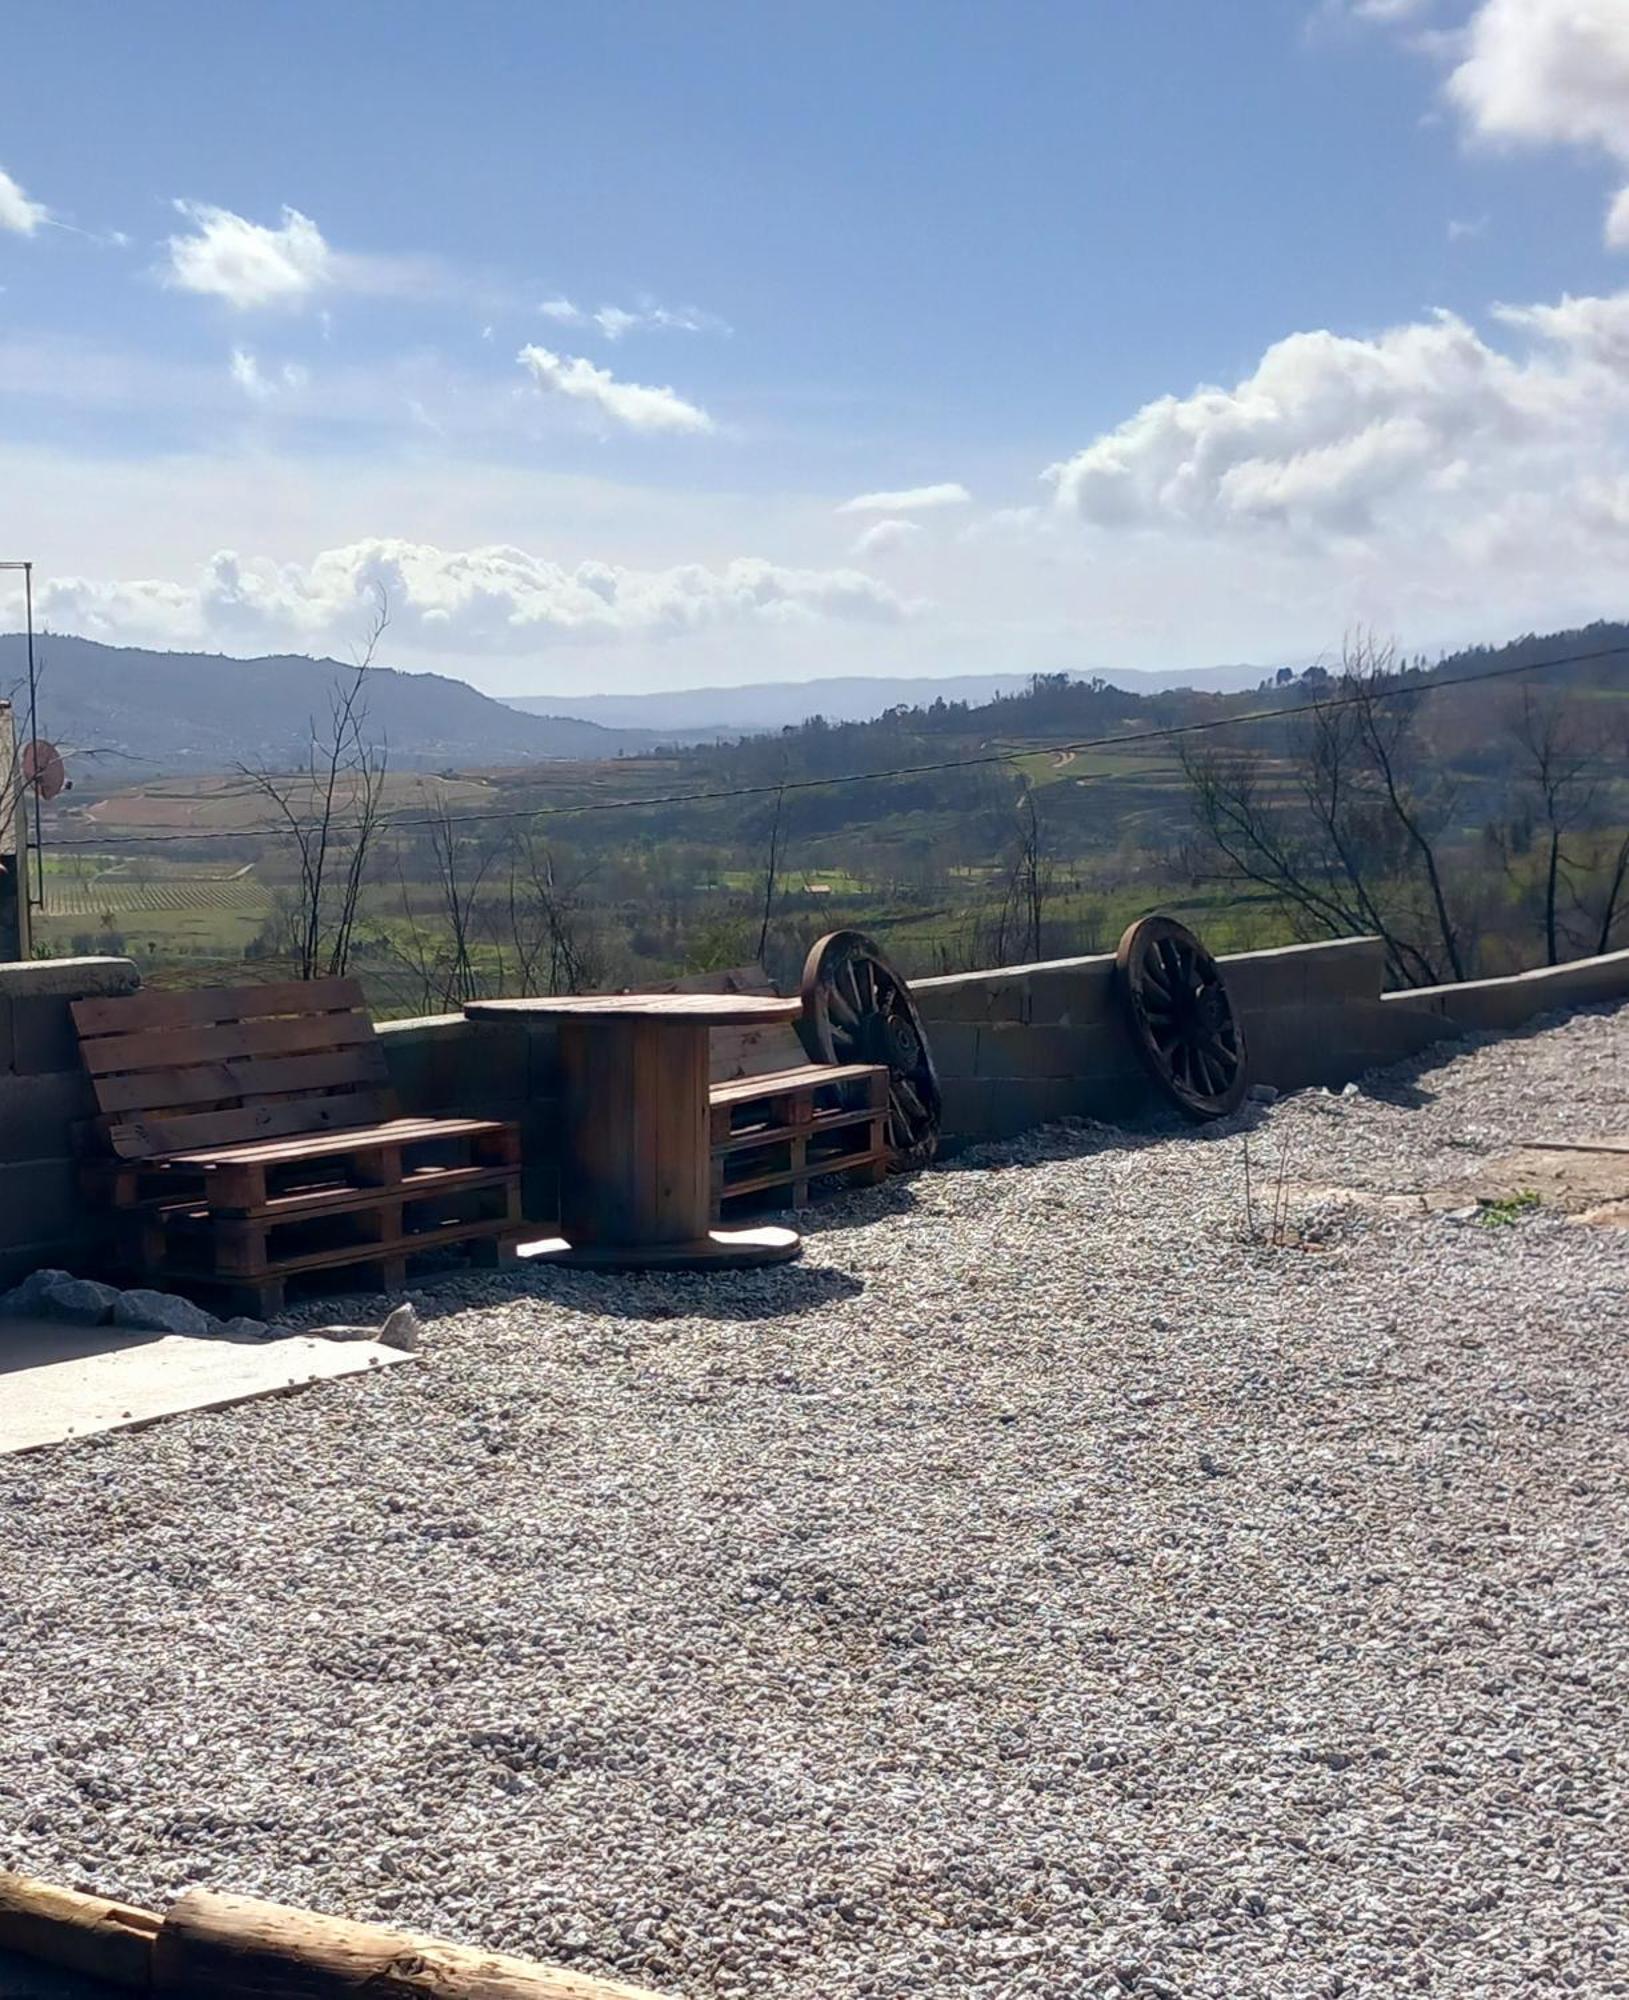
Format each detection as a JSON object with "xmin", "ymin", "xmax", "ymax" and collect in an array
[{"xmin": 23, "ymin": 561, "xmax": 41, "ymax": 909}]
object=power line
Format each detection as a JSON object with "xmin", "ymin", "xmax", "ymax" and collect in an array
[{"xmin": 45, "ymin": 639, "xmax": 1628, "ymax": 851}]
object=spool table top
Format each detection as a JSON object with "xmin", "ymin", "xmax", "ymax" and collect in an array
[{"xmin": 464, "ymin": 993, "xmax": 801, "ymax": 1027}]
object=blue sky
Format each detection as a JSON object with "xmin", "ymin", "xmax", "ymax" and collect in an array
[{"xmin": 1, "ymin": 0, "xmax": 1627, "ymax": 693}]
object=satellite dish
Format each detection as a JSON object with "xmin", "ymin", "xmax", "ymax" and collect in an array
[{"xmin": 22, "ymin": 740, "xmax": 67, "ymax": 801}]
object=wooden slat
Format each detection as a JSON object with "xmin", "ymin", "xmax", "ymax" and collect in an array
[
  {"xmin": 0, "ymin": 1870, "xmax": 159, "ymax": 1991},
  {"xmin": 718, "ymin": 1143, "xmax": 887, "ymax": 1204},
  {"xmin": 109, "ymin": 1092, "xmax": 393, "ymax": 1161},
  {"xmin": 468, "ymin": 992, "xmax": 801, "ymax": 1024},
  {"xmin": 158, "ymin": 1210, "xmax": 524, "ymax": 1284},
  {"xmin": 709, "ymin": 1061, "xmax": 885, "ymax": 1108},
  {"xmin": 81, "ymin": 1009, "xmax": 375, "ymax": 1080},
  {"xmin": 172, "ymin": 1114, "xmax": 515, "ymax": 1168},
  {"xmin": 711, "ymin": 1104, "xmax": 882, "ymax": 1156},
  {"xmin": 154, "ymin": 1885, "xmax": 667, "ymax": 2000},
  {"xmin": 93, "ymin": 1043, "xmax": 388, "ymax": 1115},
  {"xmin": 71, "ymin": 975, "xmax": 364, "ymax": 1040}
]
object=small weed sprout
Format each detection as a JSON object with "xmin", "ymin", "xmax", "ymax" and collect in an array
[{"xmin": 1476, "ymin": 1190, "xmax": 1543, "ymax": 1228}]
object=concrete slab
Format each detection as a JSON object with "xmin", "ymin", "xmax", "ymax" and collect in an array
[{"xmin": 0, "ymin": 1318, "xmax": 414, "ymax": 1456}]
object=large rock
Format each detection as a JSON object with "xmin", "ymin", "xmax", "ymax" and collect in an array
[
  {"xmin": 0, "ymin": 1267, "xmax": 73, "ymax": 1317},
  {"xmin": 379, "ymin": 1304, "xmax": 424, "ymax": 1353},
  {"xmin": 111, "ymin": 1289, "xmax": 218, "ymax": 1338},
  {"xmin": 218, "ymin": 1316, "xmax": 273, "ymax": 1341},
  {"xmin": 40, "ymin": 1276, "xmax": 121, "ymax": 1325}
]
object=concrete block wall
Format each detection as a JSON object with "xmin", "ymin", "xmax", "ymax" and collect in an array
[
  {"xmin": 910, "ymin": 935, "xmax": 1406, "ymax": 1146},
  {"xmin": 376, "ymin": 1012, "xmax": 561, "ymax": 1223},
  {"xmin": 0, "ymin": 957, "xmax": 139, "ymax": 1287},
  {"xmin": 0, "ymin": 939, "xmax": 1621, "ymax": 1280},
  {"xmin": 369, "ymin": 936, "xmax": 1629, "ymax": 1194}
]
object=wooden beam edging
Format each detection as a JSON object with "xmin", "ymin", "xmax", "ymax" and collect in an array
[
  {"xmin": 0, "ymin": 1872, "xmax": 159, "ymax": 1989},
  {"xmin": 0, "ymin": 1872, "xmax": 677, "ymax": 2000}
]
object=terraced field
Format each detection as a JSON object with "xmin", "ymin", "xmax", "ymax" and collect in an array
[{"xmin": 42, "ymin": 873, "xmax": 271, "ymax": 918}]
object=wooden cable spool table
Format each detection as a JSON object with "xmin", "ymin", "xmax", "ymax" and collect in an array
[{"xmin": 464, "ymin": 992, "xmax": 805, "ymax": 1269}]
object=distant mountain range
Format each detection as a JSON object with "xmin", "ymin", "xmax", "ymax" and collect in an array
[
  {"xmin": 0, "ymin": 634, "xmax": 661, "ymax": 776},
  {"xmin": 507, "ymin": 664, "xmax": 1272, "ymax": 735},
  {"xmin": 0, "ymin": 636, "xmax": 1280, "ymax": 782}
]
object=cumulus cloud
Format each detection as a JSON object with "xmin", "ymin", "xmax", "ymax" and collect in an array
[
  {"xmin": 0, "ymin": 164, "xmax": 48, "ymax": 235},
  {"xmin": 29, "ymin": 538, "xmax": 907, "ymax": 653},
  {"xmin": 851, "ymin": 518, "xmax": 926, "ymax": 558},
  {"xmin": 837, "ymin": 482, "xmax": 972, "ymax": 515},
  {"xmin": 517, "ymin": 343, "xmax": 713, "ymax": 434},
  {"xmin": 1046, "ymin": 292, "xmax": 1629, "ymax": 535},
  {"xmin": 1442, "ymin": 0, "xmax": 1629, "ymax": 247},
  {"xmin": 167, "ymin": 201, "xmax": 334, "ymax": 308}
]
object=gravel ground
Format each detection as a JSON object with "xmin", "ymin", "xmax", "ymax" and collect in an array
[{"xmin": 2, "ymin": 1006, "xmax": 1627, "ymax": 1999}]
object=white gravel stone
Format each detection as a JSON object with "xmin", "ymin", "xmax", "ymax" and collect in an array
[{"xmin": 0, "ymin": 1003, "xmax": 1625, "ymax": 1999}]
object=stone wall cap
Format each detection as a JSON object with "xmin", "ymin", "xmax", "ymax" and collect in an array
[{"xmin": 0, "ymin": 956, "xmax": 140, "ymax": 999}]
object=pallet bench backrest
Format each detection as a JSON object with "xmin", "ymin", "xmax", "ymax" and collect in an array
[
  {"xmin": 71, "ymin": 976, "xmax": 395, "ymax": 1161},
  {"xmin": 661, "ymin": 964, "xmax": 812, "ymax": 1081}
]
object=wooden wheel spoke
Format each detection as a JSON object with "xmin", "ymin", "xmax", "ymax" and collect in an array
[
  {"xmin": 1116, "ymin": 915, "xmax": 1248, "ymax": 1121},
  {"xmin": 798, "ymin": 929, "xmax": 941, "ymax": 1164},
  {"xmin": 895, "ymin": 1075, "xmax": 928, "ymax": 1123},
  {"xmin": 826, "ymin": 987, "xmax": 860, "ymax": 1030}
]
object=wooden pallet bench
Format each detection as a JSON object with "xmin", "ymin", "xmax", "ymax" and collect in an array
[
  {"xmin": 72, "ymin": 977, "xmax": 523, "ymax": 1313},
  {"xmin": 654, "ymin": 964, "xmax": 895, "ymax": 1218},
  {"xmin": 711, "ymin": 1060, "xmax": 890, "ymax": 1216}
]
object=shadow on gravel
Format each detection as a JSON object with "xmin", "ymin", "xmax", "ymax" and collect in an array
[{"xmin": 454, "ymin": 1259, "xmax": 868, "ymax": 1324}]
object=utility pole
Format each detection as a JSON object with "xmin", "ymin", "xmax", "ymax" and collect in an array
[{"xmin": 0, "ymin": 561, "xmax": 40, "ymax": 935}]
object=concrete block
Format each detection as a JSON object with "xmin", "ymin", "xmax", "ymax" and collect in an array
[
  {"xmin": 0, "ymin": 955, "xmax": 138, "ymax": 1000},
  {"xmin": 0, "ymin": 1158, "xmax": 84, "ymax": 1251},
  {"xmin": 9, "ymin": 996, "xmax": 84, "ymax": 1076},
  {"xmin": 0, "ymin": 1240, "xmax": 83, "ymax": 1290},
  {"xmin": 1405, "ymin": 947, "xmax": 1629, "ymax": 1033},
  {"xmin": 972, "ymin": 1023, "xmax": 1140, "ymax": 1082},
  {"xmin": 937, "ymin": 1071, "xmax": 1144, "ymax": 1145},
  {"xmin": 916, "ymin": 952, "xmax": 1118, "ymax": 1028},
  {"xmin": 1247, "ymin": 999, "xmax": 1457, "ymax": 1092},
  {"xmin": 0, "ymin": 1070, "xmax": 95, "ymax": 1155},
  {"xmin": 1221, "ymin": 937, "xmax": 1386, "ymax": 1013}
]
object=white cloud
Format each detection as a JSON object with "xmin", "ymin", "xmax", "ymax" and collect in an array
[
  {"xmin": 1443, "ymin": 0, "xmax": 1629, "ymax": 247},
  {"xmin": 851, "ymin": 517, "xmax": 926, "ymax": 558},
  {"xmin": 26, "ymin": 538, "xmax": 907, "ymax": 653},
  {"xmin": 229, "ymin": 348, "xmax": 270, "ymax": 399},
  {"xmin": 517, "ymin": 343, "xmax": 713, "ymax": 434},
  {"xmin": 541, "ymin": 296, "xmax": 728, "ymax": 339},
  {"xmin": 837, "ymin": 482, "xmax": 973, "ymax": 515},
  {"xmin": 167, "ymin": 201, "xmax": 334, "ymax": 308},
  {"xmin": 229, "ymin": 348, "xmax": 309, "ymax": 399},
  {"xmin": 1045, "ymin": 294, "xmax": 1629, "ymax": 534},
  {"xmin": 0, "ymin": 165, "xmax": 48, "ymax": 236}
]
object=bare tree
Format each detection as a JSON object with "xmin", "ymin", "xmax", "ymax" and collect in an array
[
  {"xmin": 755, "ymin": 782, "xmax": 786, "ymax": 964},
  {"xmin": 238, "ymin": 591, "xmax": 390, "ymax": 980},
  {"xmin": 1182, "ymin": 635, "xmax": 1467, "ymax": 987},
  {"xmin": 1499, "ymin": 689, "xmax": 1593, "ymax": 965},
  {"xmin": 502, "ymin": 828, "xmax": 603, "ymax": 994}
]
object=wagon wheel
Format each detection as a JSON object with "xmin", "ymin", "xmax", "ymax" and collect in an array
[
  {"xmin": 797, "ymin": 930, "xmax": 942, "ymax": 1164},
  {"xmin": 1115, "ymin": 914, "xmax": 1248, "ymax": 1120}
]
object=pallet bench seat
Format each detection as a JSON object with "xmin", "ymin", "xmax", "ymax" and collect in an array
[
  {"xmin": 72, "ymin": 977, "xmax": 523, "ymax": 1313},
  {"xmin": 708, "ymin": 1046, "xmax": 891, "ymax": 1218}
]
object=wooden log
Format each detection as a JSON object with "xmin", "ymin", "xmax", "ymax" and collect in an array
[
  {"xmin": 0, "ymin": 1870, "xmax": 160, "ymax": 1990},
  {"xmin": 152, "ymin": 1888, "xmax": 673, "ymax": 2000}
]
